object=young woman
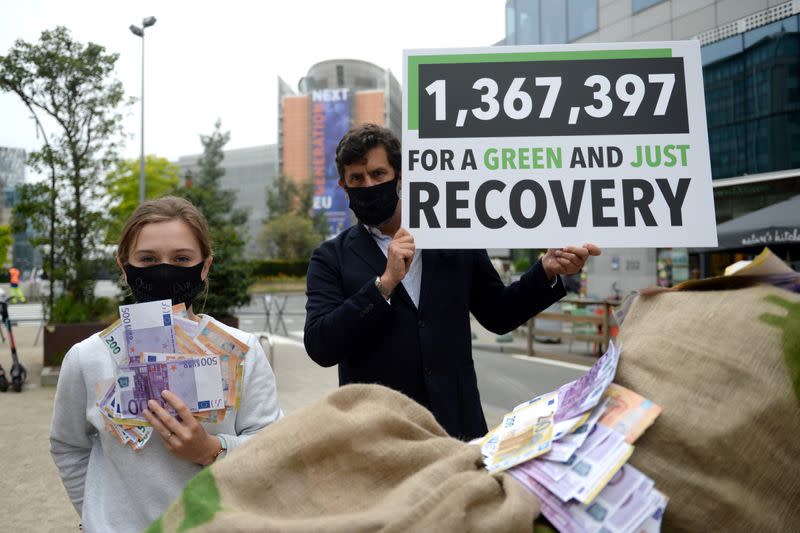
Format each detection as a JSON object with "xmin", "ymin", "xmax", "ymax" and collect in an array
[{"xmin": 50, "ymin": 196, "xmax": 282, "ymax": 532}]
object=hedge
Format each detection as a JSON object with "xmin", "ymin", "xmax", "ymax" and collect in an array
[{"xmin": 250, "ymin": 259, "xmax": 309, "ymax": 278}]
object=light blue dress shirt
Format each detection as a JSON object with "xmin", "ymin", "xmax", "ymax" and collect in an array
[{"xmin": 366, "ymin": 225, "xmax": 423, "ymax": 308}]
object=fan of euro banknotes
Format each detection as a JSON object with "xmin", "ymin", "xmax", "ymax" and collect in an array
[
  {"xmin": 95, "ymin": 299, "xmax": 248, "ymax": 451},
  {"xmin": 475, "ymin": 342, "xmax": 666, "ymax": 533}
]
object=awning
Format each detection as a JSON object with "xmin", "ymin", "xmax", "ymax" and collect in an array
[{"xmin": 698, "ymin": 194, "xmax": 800, "ymax": 251}]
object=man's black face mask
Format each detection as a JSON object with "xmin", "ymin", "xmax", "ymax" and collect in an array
[
  {"xmin": 123, "ymin": 262, "xmax": 205, "ymax": 308},
  {"xmin": 345, "ymin": 177, "xmax": 399, "ymax": 227}
]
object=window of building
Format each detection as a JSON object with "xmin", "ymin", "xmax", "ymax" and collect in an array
[
  {"xmin": 540, "ymin": 0, "xmax": 567, "ymax": 44},
  {"xmin": 632, "ymin": 0, "xmax": 665, "ymax": 14},
  {"xmin": 336, "ymin": 65, "xmax": 344, "ymax": 88},
  {"xmin": 744, "ymin": 16, "xmax": 799, "ymax": 48},
  {"xmin": 505, "ymin": 0, "xmax": 586, "ymax": 45},
  {"xmin": 567, "ymin": 0, "xmax": 597, "ymax": 41},
  {"xmin": 702, "ymin": 15, "xmax": 800, "ymax": 179},
  {"xmin": 517, "ymin": 0, "xmax": 540, "ymax": 45},
  {"xmin": 701, "ymin": 35, "xmax": 744, "ymax": 66},
  {"xmin": 506, "ymin": 0, "xmax": 516, "ymax": 45}
]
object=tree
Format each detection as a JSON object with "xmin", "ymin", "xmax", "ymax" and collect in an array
[
  {"xmin": 0, "ymin": 27, "xmax": 127, "ymax": 316},
  {"xmin": 173, "ymin": 120, "xmax": 253, "ymax": 318},
  {"xmin": 259, "ymin": 214, "xmax": 319, "ymax": 260},
  {"xmin": 0, "ymin": 225, "xmax": 12, "ymax": 268},
  {"xmin": 106, "ymin": 155, "xmax": 180, "ymax": 243},
  {"xmin": 260, "ymin": 174, "xmax": 327, "ymax": 260}
]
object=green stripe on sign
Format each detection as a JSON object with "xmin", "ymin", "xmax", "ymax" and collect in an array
[{"xmin": 407, "ymin": 48, "xmax": 673, "ymax": 130}]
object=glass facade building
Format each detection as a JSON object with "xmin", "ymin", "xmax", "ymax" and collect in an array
[
  {"xmin": 702, "ymin": 15, "xmax": 800, "ymax": 182},
  {"xmin": 503, "ymin": 3, "xmax": 800, "ymax": 192},
  {"xmin": 505, "ymin": 0, "xmax": 597, "ymax": 45},
  {"xmin": 501, "ymin": 1, "xmax": 800, "ymax": 285}
]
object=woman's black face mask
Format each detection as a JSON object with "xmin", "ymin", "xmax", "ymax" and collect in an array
[
  {"xmin": 123, "ymin": 262, "xmax": 206, "ymax": 308},
  {"xmin": 344, "ymin": 177, "xmax": 399, "ymax": 227}
]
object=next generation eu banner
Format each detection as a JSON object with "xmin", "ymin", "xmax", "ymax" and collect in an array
[{"xmin": 312, "ymin": 88, "xmax": 351, "ymax": 237}]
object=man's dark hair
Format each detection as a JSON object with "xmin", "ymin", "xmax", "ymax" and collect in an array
[{"xmin": 335, "ymin": 123, "xmax": 401, "ymax": 181}]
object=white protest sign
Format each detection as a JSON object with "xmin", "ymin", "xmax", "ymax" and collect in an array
[{"xmin": 402, "ymin": 42, "xmax": 718, "ymax": 249}]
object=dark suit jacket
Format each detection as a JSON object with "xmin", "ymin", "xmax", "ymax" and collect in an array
[{"xmin": 304, "ymin": 224, "xmax": 566, "ymax": 441}]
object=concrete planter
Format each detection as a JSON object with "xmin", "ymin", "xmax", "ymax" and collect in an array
[
  {"xmin": 43, "ymin": 322, "xmax": 109, "ymax": 367},
  {"xmin": 215, "ymin": 315, "xmax": 239, "ymax": 329}
]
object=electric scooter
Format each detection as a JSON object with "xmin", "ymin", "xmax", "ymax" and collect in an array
[{"xmin": 0, "ymin": 289, "xmax": 27, "ymax": 392}]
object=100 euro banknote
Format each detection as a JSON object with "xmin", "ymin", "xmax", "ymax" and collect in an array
[{"xmin": 115, "ymin": 355, "xmax": 225, "ymax": 419}]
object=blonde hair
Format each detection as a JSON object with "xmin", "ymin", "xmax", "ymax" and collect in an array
[{"xmin": 117, "ymin": 195, "xmax": 213, "ymax": 264}]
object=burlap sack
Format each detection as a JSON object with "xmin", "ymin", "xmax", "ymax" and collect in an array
[
  {"xmin": 147, "ymin": 384, "xmax": 537, "ymax": 532},
  {"xmin": 616, "ymin": 284, "xmax": 800, "ymax": 532}
]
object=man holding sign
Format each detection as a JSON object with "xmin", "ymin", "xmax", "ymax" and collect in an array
[{"xmin": 304, "ymin": 123, "xmax": 600, "ymax": 441}]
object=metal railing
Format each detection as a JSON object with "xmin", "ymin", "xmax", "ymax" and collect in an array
[
  {"xmin": 262, "ymin": 293, "xmax": 306, "ymax": 336},
  {"xmin": 4, "ymin": 303, "xmax": 46, "ymax": 345},
  {"xmin": 526, "ymin": 298, "xmax": 618, "ymax": 357}
]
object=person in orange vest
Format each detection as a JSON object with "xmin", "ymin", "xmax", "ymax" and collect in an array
[{"xmin": 8, "ymin": 266, "xmax": 25, "ymax": 303}]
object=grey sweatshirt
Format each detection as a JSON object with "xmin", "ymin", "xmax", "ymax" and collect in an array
[{"xmin": 49, "ymin": 317, "xmax": 282, "ymax": 532}]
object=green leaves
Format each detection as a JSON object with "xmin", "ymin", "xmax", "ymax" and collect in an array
[
  {"xmin": 173, "ymin": 120, "xmax": 254, "ymax": 317},
  {"xmin": 261, "ymin": 175, "xmax": 328, "ymax": 260},
  {"xmin": 759, "ymin": 294, "xmax": 800, "ymax": 405},
  {"xmin": 2, "ymin": 26, "xmax": 129, "ymax": 317},
  {"xmin": 0, "ymin": 225, "xmax": 12, "ymax": 269},
  {"xmin": 259, "ymin": 213, "xmax": 320, "ymax": 261},
  {"xmin": 105, "ymin": 156, "xmax": 181, "ymax": 243}
]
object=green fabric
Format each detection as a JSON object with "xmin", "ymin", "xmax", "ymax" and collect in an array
[
  {"xmin": 144, "ymin": 516, "xmax": 163, "ymax": 533},
  {"xmin": 759, "ymin": 294, "xmax": 800, "ymax": 404},
  {"xmin": 616, "ymin": 285, "xmax": 800, "ymax": 532},
  {"xmin": 177, "ymin": 468, "xmax": 221, "ymax": 531}
]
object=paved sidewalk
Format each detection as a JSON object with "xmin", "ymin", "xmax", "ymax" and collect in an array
[
  {"xmin": 0, "ymin": 316, "xmax": 593, "ymax": 531},
  {"xmin": 470, "ymin": 318, "xmax": 602, "ymax": 367},
  {"xmin": 0, "ymin": 325, "xmax": 73, "ymax": 532},
  {"xmin": 0, "ymin": 324, "xmax": 339, "ymax": 532}
]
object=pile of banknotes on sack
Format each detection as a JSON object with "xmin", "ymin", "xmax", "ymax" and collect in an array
[
  {"xmin": 95, "ymin": 299, "xmax": 247, "ymax": 451},
  {"xmin": 477, "ymin": 342, "xmax": 666, "ymax": 532}
]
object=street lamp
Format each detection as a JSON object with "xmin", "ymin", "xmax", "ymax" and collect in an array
[{"xmin": 130, "ymin": 16, "xmax": 157, "ymax": 204}]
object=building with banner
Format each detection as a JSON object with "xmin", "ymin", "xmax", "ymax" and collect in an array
[
  {"xmin": 278, "ymin": 59, "xmax": 402, "ymax": 237},
  {"xmin": 176, "ymin": 144, "xmax": 278, "ymax": 259},
  {"xmin": 502, "ymin": 0, "xmax": 800, "ymax": 295}
]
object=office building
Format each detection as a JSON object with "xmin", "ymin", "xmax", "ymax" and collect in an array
[
  {"xmin": 279, "ymin": 59, "xmax": 402, "ymax": 236},
  {"xmin": 503, "ymin": 0, "xmax": 800, "ymax": 295},
  {"xmin": 177, "ymin": 144, "xmax": 278, "ymax": 259}
]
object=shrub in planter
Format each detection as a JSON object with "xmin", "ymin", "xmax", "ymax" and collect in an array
[
  {"xmin": 44, "ymin": 296, "xmax": 117, "ymax": 366},
  {"xmin": 251, "ymin": 259, "xmax": 309, "ymax": 278}
]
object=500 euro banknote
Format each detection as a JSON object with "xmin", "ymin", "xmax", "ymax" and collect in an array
[
  {"xmin": 120, "ymin": 299, "xmax": 177, "ymax": 364},
  {"xmin": 115, "ymin": 355, "xmax": 225, "ymax": 419}
]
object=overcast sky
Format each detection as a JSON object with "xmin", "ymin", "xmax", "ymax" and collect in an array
[{"xmin": 0, "ymin": 0, "xmax": 504, "ymax": 171}]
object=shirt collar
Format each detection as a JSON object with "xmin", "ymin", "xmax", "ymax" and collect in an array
[{"xmin": 363, "ymin": 224, "xmax": 391, "ymax": 241}]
